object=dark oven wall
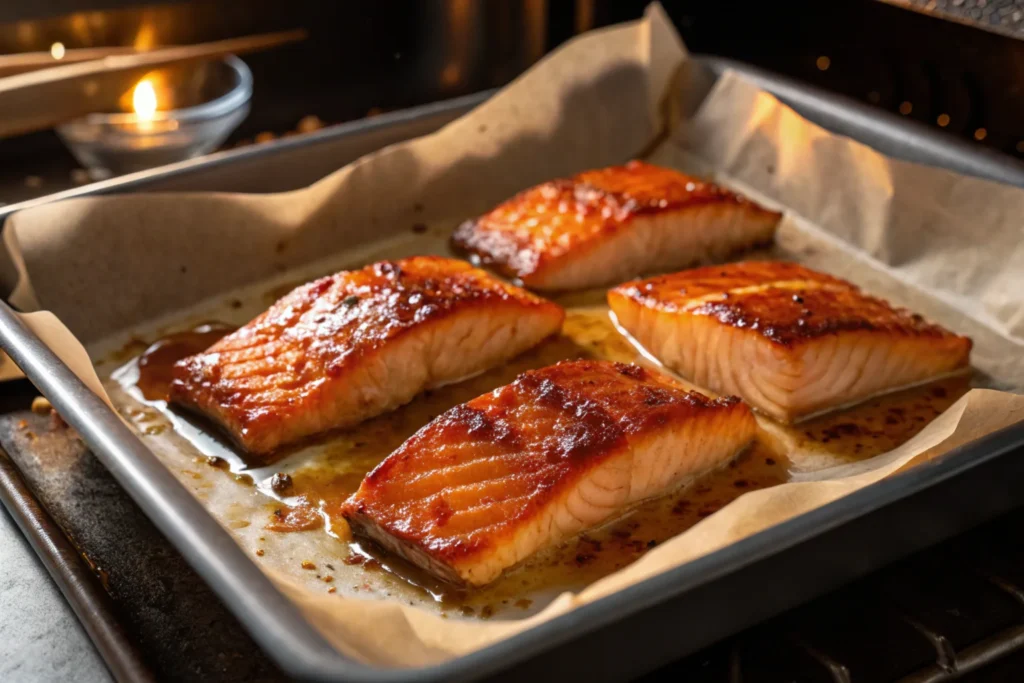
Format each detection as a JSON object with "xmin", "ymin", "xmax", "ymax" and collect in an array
[{"xmin": 0, "ymin": 0, "xmax": 1021, "ymax": 204}]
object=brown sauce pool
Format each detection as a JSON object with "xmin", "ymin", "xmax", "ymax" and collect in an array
[
  {"xmin": 117, "ymin": 302, "xmax": 971, "ymax": 613},
  {"xmin": 134, "ymin": 323, "xmax": 236, "ymax": 401}
]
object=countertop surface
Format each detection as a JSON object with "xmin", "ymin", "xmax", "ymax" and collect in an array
[{"xmin": 0, "ymin": 506, "xmax": 110, "ymax": 683}]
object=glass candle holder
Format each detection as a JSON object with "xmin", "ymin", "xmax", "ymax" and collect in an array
[{"xmin": 56, "ymin": 55, "xmax": 252, "ymax": 177}]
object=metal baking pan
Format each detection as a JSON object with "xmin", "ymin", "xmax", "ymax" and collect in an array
[{"xmin": 2, "ymin": 56, "xmax": 1024, "ymax": 682}]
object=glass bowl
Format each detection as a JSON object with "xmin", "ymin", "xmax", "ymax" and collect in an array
[{"xmin": 56, "ymin": 55, "xmax": 252, "ymax": 177}]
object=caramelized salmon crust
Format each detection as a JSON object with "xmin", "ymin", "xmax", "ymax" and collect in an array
[
  {"xmin": 452, "ymin": 160, "xmax": 781, "ymax": 291},
  {"xmin": 342, "ymin": 360, "xmax": 756, "ymax": 586},
  {"xmin": 609, "ymin": 262, "xmax": 972, "ymax": 423},
  {"xmin": 169, "ymin": 256, "xmax": 564, "ymax": 455}
]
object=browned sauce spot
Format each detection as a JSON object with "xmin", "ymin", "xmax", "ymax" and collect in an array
[
  {"xmin": 266, "ymin": 502, "xmax": 323, "ymax": 532},
  {"xmin": 301, "ymin": 560, "xmax": 317, "ymax": 570},
  {"xmin": 792, "ymin": 374, "xmax": 969, "ymax": 461},
  {"xmin": 270, "ymin": 472, "xmax": 293, "ymax": 494},
  {"xmin": 135, "ymin": 323, "xmax": 236, "ymax": 401}
]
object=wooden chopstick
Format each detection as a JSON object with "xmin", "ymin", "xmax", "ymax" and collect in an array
[
  {"xmin": 0, "ymin": 47, "xmax": 137, "ymax": 79},
  {"xmin": 0, "ymin": 29, "xmax": 307, "ymax": 139}
]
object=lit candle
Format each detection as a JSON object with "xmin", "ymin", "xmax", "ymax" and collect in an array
[
  {"xmin": 132, "ymin": 78, "xmax": 158, "ymax": 132},
  {"xmin": 55, "ymin": 56, "xmax": 251, "ymax": 176}
]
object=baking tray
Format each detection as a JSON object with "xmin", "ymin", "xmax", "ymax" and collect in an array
[{"xmin": 2, "ymin": 57, "xmax": 1024, "ymax": 682}]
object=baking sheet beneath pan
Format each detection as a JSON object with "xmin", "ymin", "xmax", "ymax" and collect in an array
[{"xmin": 4, "ymin": 3, "xmax": 1024, "ymax": 669}]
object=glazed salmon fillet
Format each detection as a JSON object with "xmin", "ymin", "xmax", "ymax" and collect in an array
[
  {"xmin": 452, "ymin": 160, "xmax": 781, "ymax": 291},
  {"xmin": 608, "ymin": 262, "xmax": 972, "ymax": 423},
  {"xmin": 342, "ymin": 360, "xmax": 756, "ymax": 586},
  {"xmin": 169, "ymin": 257, "xmax": 564, "ymax": 455}
]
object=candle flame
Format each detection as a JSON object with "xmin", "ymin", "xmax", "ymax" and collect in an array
[{"xmin": 132, "ymin": 78, "xmax": 158, "ymax": 118}]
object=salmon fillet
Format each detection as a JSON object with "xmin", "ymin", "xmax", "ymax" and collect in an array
[
  {"xmin": 342, "ymin": 360, "xmax": 756, "ymax": 586},
  {"xmin": 608, "ymin": 262, "xmax": 972, "ymax": 423},
  {"xmin": 169, "ymin": 256, "xmax": 564, "ymax": 455},
  {"xmin": 452, "ymin": 160, "xmax": 781, "ymax": 291}
]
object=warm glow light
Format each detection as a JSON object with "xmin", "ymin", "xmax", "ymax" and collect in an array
[
  {"xmin": 132, "ymin": 78, "xmax": 158, "ymax": 118},
  {"xmin": 899, "ymin": 101, "xmax": 913, "ymax": 115},
  {"xmin": 937, "ymin": 113, "xmax": 950, "ymax": 127},
  {"xmin": 440, "ymin": 63, "xmax": 462, "ymax": 87},
  {"xmin": 816, "ymin": 56, "xmax": 830, "ymax": 71},
  {"xmin": 133, "ymin": 22, "xmax": 157, "ymax": 51},
  {"xmin": 974, "ymin": 128, "xmax": 988, "ymax": 141},
  {"xmin": 50, "ymin": 42, "xmax": 65, "ymax": 59}
]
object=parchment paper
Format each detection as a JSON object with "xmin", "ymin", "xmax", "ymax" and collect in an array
[{"xmin": 3, "ymin": 4, "xmax": 1024, "ymax": 668}]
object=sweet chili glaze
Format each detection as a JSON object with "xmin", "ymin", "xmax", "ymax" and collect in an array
[
  {"xmin": 451, "ymin": 161, "xmax": 780, "ymax": 287},
  {"xmin": 115, "ymin": 291, "xmax": 971, "ymax": 612},
  {"xmin": 342, "ymin": 360, "xmax": 754, "ymax": 585},
  {"xmin": 169, "ymin": 256, "xmax": 563, "ymax": 454},
  {"xmin": 612, "ymin": 261, "xmax": 970, "ymax": 348}
]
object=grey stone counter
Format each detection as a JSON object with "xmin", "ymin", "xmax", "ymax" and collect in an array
[{"xmin": 0, "ymin": 507, "xmax": 111, "ymax": 683}]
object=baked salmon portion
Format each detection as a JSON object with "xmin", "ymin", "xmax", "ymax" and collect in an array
[
  {"xmin": 608, "ymin": 262, "xmax": 972, "ymax": 423},
  {"xmin": 342, "ymin": 360, "xmax": 756, "ymax": 586},
  {"xmin": 169, "ymin": 256, "xmax": 564, "ymax": 455},
  {"xmin": 451, "ymin": 160, "xmax": 781, "ymax": 291}
]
